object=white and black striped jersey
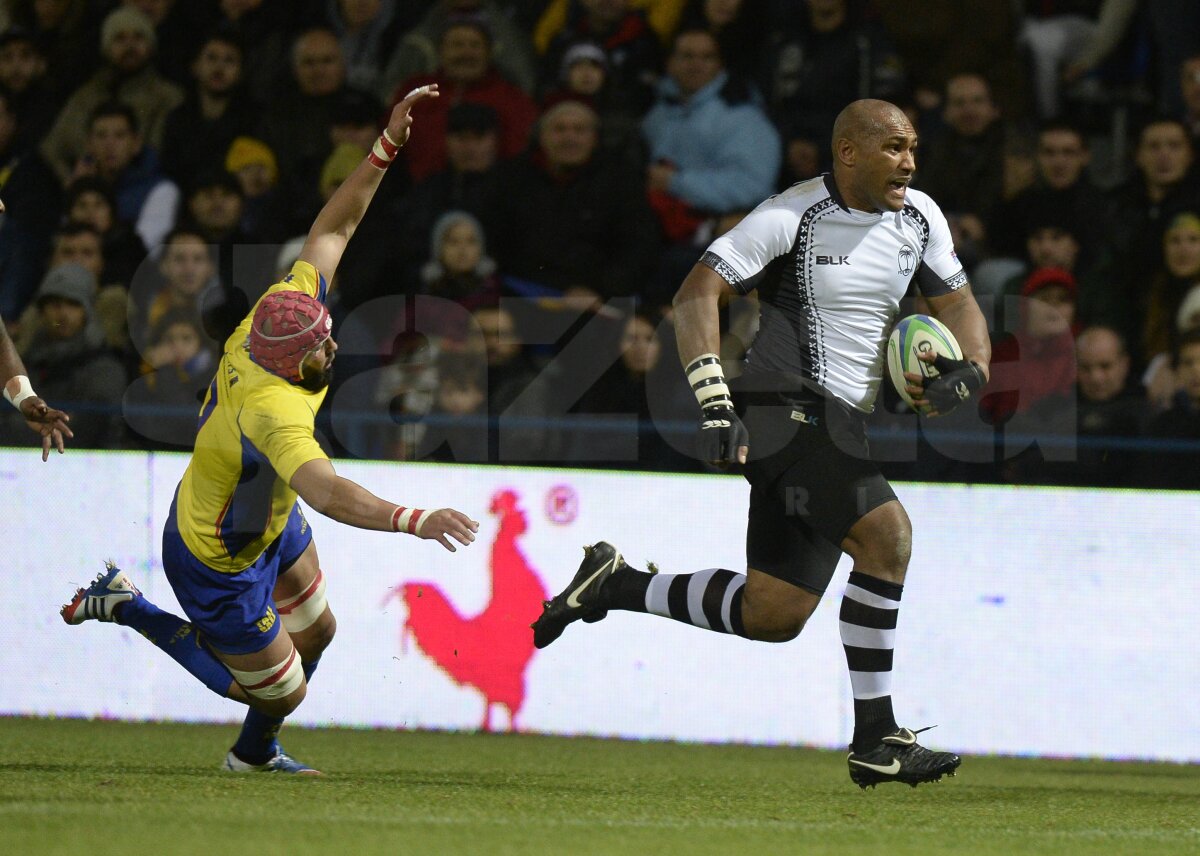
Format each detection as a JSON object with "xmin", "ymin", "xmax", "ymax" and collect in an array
[{"xmin": 703, "ymin": 174, "xmax": 968, "ymax": 413}]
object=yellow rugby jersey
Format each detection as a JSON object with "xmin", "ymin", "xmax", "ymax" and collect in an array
[{"xmin": 175, "ymin": 260, "xmax": 331, "ymax": 572}]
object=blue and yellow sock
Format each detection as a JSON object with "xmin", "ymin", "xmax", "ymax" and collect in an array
[
  {"xmin": 114, "ymin": 598, "xmax": 233, "ymax": 695},
  {"xmin": 232, "ymin": 658, "xmax": 320, "ymax": 765}
]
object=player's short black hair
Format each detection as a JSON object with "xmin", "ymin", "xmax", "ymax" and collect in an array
[{"xmin": 88, "ymin": 101, "xmax": 139, "ymax": 134}]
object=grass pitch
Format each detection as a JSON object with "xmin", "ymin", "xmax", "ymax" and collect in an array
[{"xmin": 1, "ymin": 718, "xmax": 1197, "ymax": 856}]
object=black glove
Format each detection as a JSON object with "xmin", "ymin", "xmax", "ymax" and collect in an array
[
  {"xmin": 698, "ymin": 403, "xmax": 749, "ymax": 466},
  {"xmin": 921, "ymin": 355, "xmax": 986, "ymax": 414}
]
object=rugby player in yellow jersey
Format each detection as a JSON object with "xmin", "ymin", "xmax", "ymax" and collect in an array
[{"xmin": 61, "ymin": 85, "xmax": 480, "ymax": 774}]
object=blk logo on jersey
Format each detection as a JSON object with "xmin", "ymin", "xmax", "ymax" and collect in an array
[
  {"xmin": 898, "ymin": 244, "xmax": 916, "ymax": 275},
  {"xmin": 816, "ymin": 255, "xmax": 850, "ymax": 265}
]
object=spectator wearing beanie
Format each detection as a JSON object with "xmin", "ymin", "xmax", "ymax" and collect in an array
[
  {"xmin": 544, "ymin": 40, "xmax": 642, "ymax": 168},
  {"xmin": 336, "ymin": 101, "xmax": 504, "ymax": 302},
  {"xmin": 0, "ymin": 262, "xmax": 127, "ymax": 449},
  {"xmin": 224, "ymin": 135, "xmax": 279, "ymax": 238},
  {"xmin": 39, "ymin": 6, "xmax": 184, "ymax": 185}
]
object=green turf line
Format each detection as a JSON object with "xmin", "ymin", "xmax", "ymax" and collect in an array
[{"xmin": 1, "ymin": 718, "xmax": 1197, "ymax": 856}]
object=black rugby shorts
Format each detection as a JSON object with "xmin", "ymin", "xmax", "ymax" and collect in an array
[{"xmin": 735, "ymin": 383, "xmax": 896, "ymax": 595}]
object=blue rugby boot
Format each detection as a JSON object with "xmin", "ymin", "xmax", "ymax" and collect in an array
[
  {"xmin": 61, "ymin": 562, "xmax": 141, "ymax": 625},
  {"xmin": 223, "ymin": 747, "xmax": 322, "ymax": 775}
]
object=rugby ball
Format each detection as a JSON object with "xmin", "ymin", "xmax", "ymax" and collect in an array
[{"xmin": 887, "ymin": 314, "xmax": 963, "ymax": 412}]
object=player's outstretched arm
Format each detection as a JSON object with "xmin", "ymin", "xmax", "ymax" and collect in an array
[
  {"xmin": 290, "ymin": 458, "xmax": 478, "ymax": 552},
  {"xmin": 673, "ymin": 263, "xmax": 748, "ymax": 467},
  {"xmin": 298, "ymin": 84, "xmax": 439, "ymax": 284},
  {"xmin": 1, "ymin": 285, "xmax": 73, "ymax": 461}
]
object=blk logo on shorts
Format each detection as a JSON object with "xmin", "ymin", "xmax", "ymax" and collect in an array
[{"xmin": 256, "ymin": 607, "xmax": 276, "ymax": 633}]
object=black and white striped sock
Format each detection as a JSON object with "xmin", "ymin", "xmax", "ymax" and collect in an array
[
  {"xmin": 603, "ymin": 566, "xmax": 748, "ymax": 637},
  {"xmin": 840, "ymin": 571, "xmax": 903, "ymax": 752}
]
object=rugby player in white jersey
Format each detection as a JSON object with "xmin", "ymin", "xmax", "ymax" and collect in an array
[{"xmin": 533, "ymin": 99, "xmax": 991, "ymax": 789}]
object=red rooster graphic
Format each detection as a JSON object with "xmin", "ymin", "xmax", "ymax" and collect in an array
[{"xmin": 386, "ymin": 489, "xmax": 549, "ymax": 731}]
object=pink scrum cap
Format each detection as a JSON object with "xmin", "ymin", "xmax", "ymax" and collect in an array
[{"xmin": 248, "ymin": 291, "xmax": 332, "ymax": 382}]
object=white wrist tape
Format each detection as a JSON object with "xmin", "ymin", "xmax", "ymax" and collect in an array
[
  {"xmin": 3, "ymin": 375, "xmax": 36, "ymax": 410},
  {"xmin": 686, "ymin": 354, "xmax": 731, "ymax": 410}
]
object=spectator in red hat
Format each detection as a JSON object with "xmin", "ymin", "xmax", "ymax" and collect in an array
[{"xmin": 981, "ymin": 266, "xmax": 1079, "ymax": 425}]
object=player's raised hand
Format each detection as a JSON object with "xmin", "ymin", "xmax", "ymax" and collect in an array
[
  {"xmin": 19, "ymin": 396, "xmax": 72, "ymax": 461},
  {"xmin": 386, "ymin": 83, "xmax": 439, "ymax": 148},
  {"xmin": 418, "ymin": 507, "xmax": 479, "ymax": 553}
]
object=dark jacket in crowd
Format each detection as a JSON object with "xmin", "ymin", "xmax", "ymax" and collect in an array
[
  {"xmin": 492, "ymin": 150, "xmax": 659, "ymax": 298},
  {"xmin": 1139, "ymin": 393, "xmax": 1200, "ymax": 489},
  {"xmin": 160, "ymin": 90, "xmax": 259, "ymax": 185}
]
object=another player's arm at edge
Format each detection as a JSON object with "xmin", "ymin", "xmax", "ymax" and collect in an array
[
  {"xmin": 0, "ymin": 219, "xmax": 74, "ymax": 460},
  {"xmin": 297, "ymin": 84, "xmax": 439, "ymax": 284},
  {"xmin": 673, "ymin": 262, "xmax": 748, "ymax": 465},
  {"xmin": 906, "ymin": 285, "xmax": 993, "ymax": 413},
  {"xmin": 290, "ymin": 458, "xmax": 478, "ymax": 552}
]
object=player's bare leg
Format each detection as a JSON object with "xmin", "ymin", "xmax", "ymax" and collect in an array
[
  {"xmin": 224, "ymin": 540, "xmax": 331, "ymax": 774},
  {"xmin": 840, "ymin": 501, "xmax": 960, "ymax": 788},
  {"xmin": 738, "ymin": 570, "xmax": 821, "ymax": 642}
]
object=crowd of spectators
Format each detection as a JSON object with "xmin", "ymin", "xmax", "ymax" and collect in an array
[{"xmin": 0, "ymin": 0, "xmax": 1198, "ymax": 489}]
